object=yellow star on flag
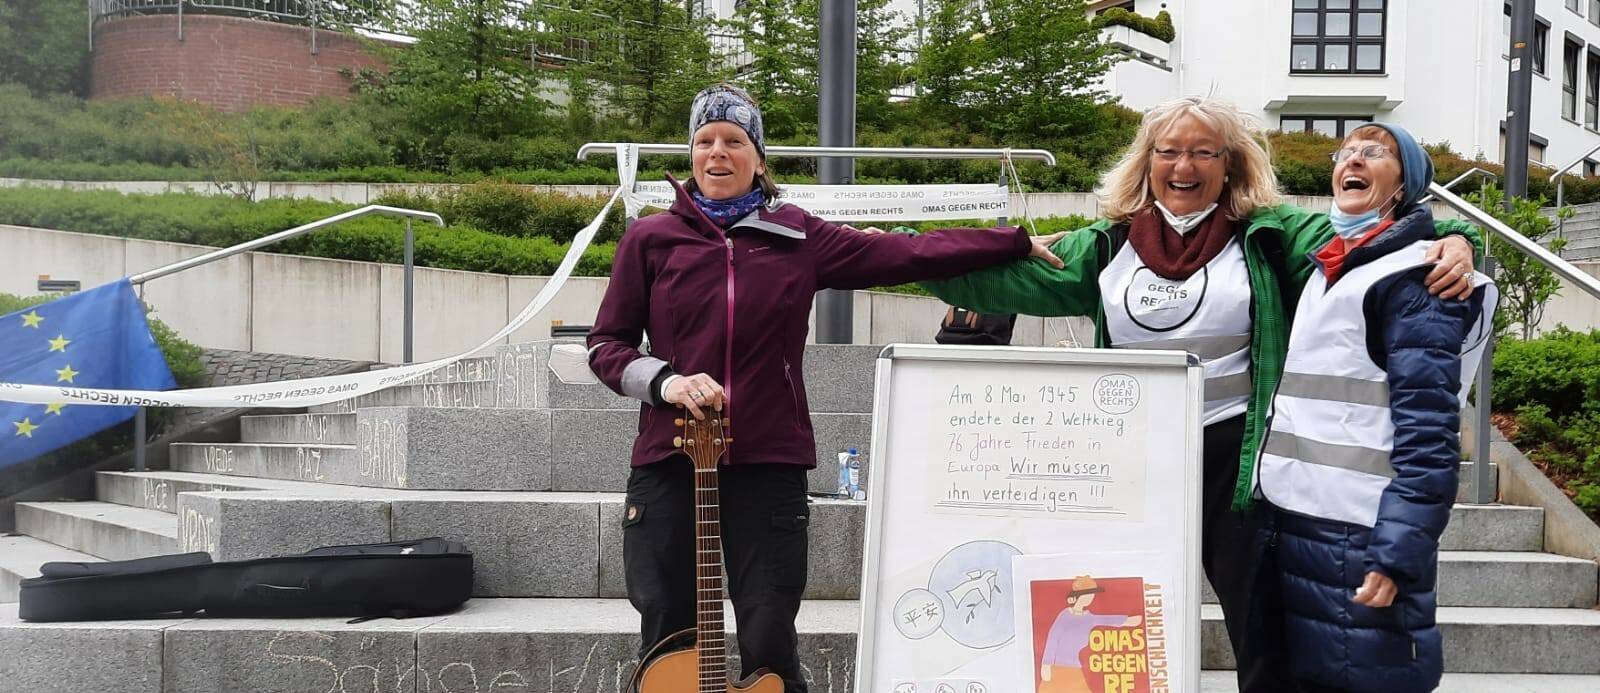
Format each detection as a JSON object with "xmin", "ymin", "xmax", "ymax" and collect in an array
[
  {"xmin": 45, "ymin": 403, "xmax": 66, "ymax": 415},
  {"xmin": 13, "ymin": 418, "xmax": 38, "ymax": 437},
  {"xmin": 56, "ymin": 364, "xmax": 79, "ymax": 383},
  {"xmin": 48, "ymin": 334, "xmax": 70, "ymax": 352},
  {"xmin": 20, "ymin": 311, "xmax": 43, "ymax": 328}
]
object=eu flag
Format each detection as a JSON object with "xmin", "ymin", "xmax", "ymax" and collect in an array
[{"xmin": 0, "ymin": 279, "xmax": 176, "ymax": 469}]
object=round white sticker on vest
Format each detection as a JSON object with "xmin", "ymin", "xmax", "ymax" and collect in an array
[{"xmin": 1124, "ymin": 265, "xmax": 1206, "ymax": 331}]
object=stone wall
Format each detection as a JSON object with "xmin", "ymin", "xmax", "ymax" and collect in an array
[{"xmin": 89, "ymin": 15, "xmax": 388, "ymax": 112}]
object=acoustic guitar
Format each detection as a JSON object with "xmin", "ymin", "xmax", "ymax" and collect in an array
[{"xmin": 630, "ymin": 411, "xmax": 785, "ymax": 693}]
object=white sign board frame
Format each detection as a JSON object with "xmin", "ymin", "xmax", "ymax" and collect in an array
[{"xmin": 854, "ymin": 344, "xmax": 1204, "ymax": 693}]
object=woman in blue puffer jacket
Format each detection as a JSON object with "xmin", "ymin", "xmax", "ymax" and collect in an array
[{"xmin": 1249, "ymin": 122, "xmax": 1495, "ymax": 693}]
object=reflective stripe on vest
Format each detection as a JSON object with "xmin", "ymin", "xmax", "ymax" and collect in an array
[
  {"xmin": 1257, "ymin": 239, "xmax": 1498, "ymax": 527},
  {"xmin": 1100, "ymin": 235, "xmax": 1253, "ymax": 426}
]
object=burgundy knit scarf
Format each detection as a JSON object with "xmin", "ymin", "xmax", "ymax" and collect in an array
[{"xmin": 1126, "ymin": 206, "xmax": 1236, "ymax": 280}]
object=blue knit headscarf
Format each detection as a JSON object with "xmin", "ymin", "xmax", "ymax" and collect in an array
[
  {"xmin": 1348, "ymin": 122, "xmax": 1435, "ymax": 213},
  {"xmin": 688, "ymin": 84, "xmax": 769, "ymax": 223}
]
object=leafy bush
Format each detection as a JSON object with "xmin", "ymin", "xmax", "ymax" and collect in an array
[
  {"xmin": 1493, "ymin": 328, "xmax": 1600, "ymax": 517},
  {"xmin": 0, "ymin": 187, "xmax": 617, "ymax": 277},
  {"xmin": 371, "ymin": 183, "xmax": 627, "ymax": 243},
  {"xmin": 1091, "ymin": 9, "xmax": 1175, "ymax": 42}
]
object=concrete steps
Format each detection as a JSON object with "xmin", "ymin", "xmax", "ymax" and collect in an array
[
  {"xmin": 0, "ymin": 535, "xmax": 100, "ymax": 602},
  {"xmin": 61, "ymin": 472, "xmax": 1571, "ymax": 605},
  {"xmin": 1198, "ymin": 603, "xmax": 1600, "ymax": 673},
  {"xmin": 13, "ymin": 502, "xmax": 176, "ymax": 563},
  {"xmin": 1199, "ymin": 550, "xmax": 1597, "ymax": 608},
  {"xmin": 5, "ymin": 599, "xmax": 1600, "ymax": 692},
  {"xmin": 1197, "ymin": 671, "xmax": 1600, "ymax": 692},
  {"xmin": 309, "ymin": 380, "xmax": 500, "ymax": 413},
  {"xmin": 217, "ymin": 407, "xmax": 871, "ymax": 493}
]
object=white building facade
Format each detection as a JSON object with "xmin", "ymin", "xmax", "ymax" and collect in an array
[
  {"xmin": 1093, "ymin": 0, "xmax": 1600, "ymax": 175},
  {"xmin": 876, "ymin": 0, "xmax": 1600, "ymax": 175}
]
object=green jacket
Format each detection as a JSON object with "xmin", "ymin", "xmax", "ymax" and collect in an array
[{"xmin": 919, "ymin": 204, "xmax": 1484, "ymax": 509}]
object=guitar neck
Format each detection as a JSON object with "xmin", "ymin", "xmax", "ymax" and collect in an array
[{"xmin": 694, "ymin": 465, "xmax": 728, "ymax": 689}]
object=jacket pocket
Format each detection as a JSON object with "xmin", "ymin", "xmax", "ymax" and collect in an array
[
  {"xmin": 767, "ymin": 508, "xmax": 810, "ymax": 591},
  {"xmin": 783, "ymin": 360, "xmax": 805, "ymax": 433},
  {"xmin": 621, "ymin": 502, "xmax": 646, "ymax": 529}
]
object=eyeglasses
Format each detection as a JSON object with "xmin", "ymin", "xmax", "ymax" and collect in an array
[
  {"xmin": 1152, "ymin": 147, "xmax": 1225, "ymax": 162},
  {"xmin": 1331, "ymin": 144, "xmax": 1392, "ymax": 163}
]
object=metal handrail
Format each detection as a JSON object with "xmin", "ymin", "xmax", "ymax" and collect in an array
[
  {"xmin": 129, "ymin": 205, "xmax": 443, "ymax": 284},
  {"xmin": 1546, "ymin": 142, "xmax": 1600, "ymax": 241},
  {"xmin": 1427, "ymin": 183, "xmax": 1600, "ymax": 300},
  {"xmin": 576, "ymin": 143, "xmax": 1059, "ymax": 166},
  {"xmin": 1427, "ymin": 181, "xmax": 1600, "ymax": 506},
  {"xmin": 125, "ymin": 204, "xmax": 442, "ymax": 473},
  {"xmin": 1417, "ymin": 167, "xmax": 1498, "ymax": 205}
]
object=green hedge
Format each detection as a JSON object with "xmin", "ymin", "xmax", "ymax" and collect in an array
[
  {"xmin": 1091, "ymin": 9, "xmax": 1176, "ymax": 42},
  {"xmin": 1493, "ymin": 328, "xmax": 1600, "ymax": 517},
  {"xmin": 0, "ymin": 187, "xmax": 618, "ymax": 277}
]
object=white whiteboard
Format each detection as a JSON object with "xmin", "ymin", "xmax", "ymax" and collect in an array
[{"xmin": 854, "ymin": 345, "xmax": 1204, "ymax": 693}]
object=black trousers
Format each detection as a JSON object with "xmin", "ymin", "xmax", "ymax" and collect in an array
[
  {"xmin": 1203, "ymin": 415, "xmax": 1298, "ymax": 693},
  {"xmin": 623, "ymin": 457, "xmax": 811, "ymax": 693}
]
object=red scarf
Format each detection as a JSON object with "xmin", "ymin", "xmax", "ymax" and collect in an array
[
  {"xmin": 1315, "ymin": 220, "xmax": 1394, "ymax": 282},
  {"xmin": 1126, "ymin": 206, "xmax": 1237, "ymax": 280}
]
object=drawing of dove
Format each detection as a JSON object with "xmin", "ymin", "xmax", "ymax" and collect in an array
[{"xmin": 945, "ymin": 569, "xmax": 1001, "ymax": 621}]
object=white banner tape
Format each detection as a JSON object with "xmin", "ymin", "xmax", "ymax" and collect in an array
[
  {"xmin": 627, "ymin": 182, "xmax": 1011, "ymax": 222},
  {"xmin": 0, "ymin": 171, "xmax": 627, "ymax": 409}
]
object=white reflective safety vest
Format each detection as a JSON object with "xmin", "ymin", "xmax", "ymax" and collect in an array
[
  {"xmin": 1257, "ymin": 239, "xmax": 1498, "ymax": 527},
  {"xmin": 1100, "ymin": 236, "xmax": 1253, "ymax": 427}
]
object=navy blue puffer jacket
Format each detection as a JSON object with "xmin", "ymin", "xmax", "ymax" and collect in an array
[{"xmin": 1259, "ymin": 206, "xmax": 1485, "ymax": 692}]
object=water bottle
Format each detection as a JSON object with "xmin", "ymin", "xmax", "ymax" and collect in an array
[
  {"xmin": 837, "ymin": 450, "xmax": 853, "ymax": 498},
  {"xmin": 846, "ymin": 448, "xmax": 864, "ymax": 500}
]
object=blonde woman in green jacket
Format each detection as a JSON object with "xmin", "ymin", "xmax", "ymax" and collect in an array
[{"xmin": 916, "ymin": 97, "xmax": 1481, "ymax": 693}]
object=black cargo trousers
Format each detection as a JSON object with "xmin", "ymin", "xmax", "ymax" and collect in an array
[{"xmin": 623, "ymin": 456, "xmax": 812, "ymax": 692}]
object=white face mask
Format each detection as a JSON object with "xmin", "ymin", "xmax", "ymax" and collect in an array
[{"xmin": 1154, "ymin": 201, "xmax": 1219, "ymax": 236}]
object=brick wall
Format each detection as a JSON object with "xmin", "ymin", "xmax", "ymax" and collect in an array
[{"xmin": 89, "ymin": 14, "xmax": 390, "ymax": 112}]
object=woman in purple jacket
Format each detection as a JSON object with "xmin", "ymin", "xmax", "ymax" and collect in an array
[{"xmin": 586, "ymin": 84, "xmax": 1061, "ymax": 691}]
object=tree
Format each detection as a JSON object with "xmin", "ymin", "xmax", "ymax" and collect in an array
[
  {"xmin": 1467, "ymin": 183, "xmax": 1570, "ymax": 340},
  {"xmin": 0, "ymin": 0, "xmax": 89, "ymax": 96},
  {"xmin": 536, "ymin": 0, "xmax": 727, "ymax": 136},
  {"xmin": 361, "ymin": 0, "xmax": 549, "ymax": 143},
  {"xmin": 962, "ymin": 0, "xmax": 1121, "ymax": 141}
]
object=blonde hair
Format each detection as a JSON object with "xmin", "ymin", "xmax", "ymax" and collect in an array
[{"xmin": 1096, "ymin": 96, "xmax": 1281, "ymax": 222}]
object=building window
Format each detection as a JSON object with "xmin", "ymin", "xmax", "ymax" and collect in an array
[
  {"xmin": 1291, "ymin": 0, "xmax": 1387, "ymax": 74},
  {"xmin": 1499, "ymin": 128, "xmax": 1550, "ymax": 164},
  {"xmin": 1586, "ymin": 160, "xmax": 1598, "ymax": 178},
  {"xmin": 1536, "ymin": 19, "xmax": 1550, "ymax": 74},
  {"xmin": 1570, "ymin": 0, "xmax": 1583, "ymax": 16},
  {"xmin": 1566, "ymin": 38, "xmax": 1583, "ymax": 121},
  {"xmin": 1280, "ymin": 115, "xmax": 1375, "ymax": 138},
  {"xmin": 1592, "ymin": 0, "xmax": 1600, "ymax": 26},
  {"xmin": 1588, "ymin": 50, "xmax": 1600, "ymax": 128},
  {"xmin": 1096, "ymin": 1, "xmax": 1137, "ymax": 15}
]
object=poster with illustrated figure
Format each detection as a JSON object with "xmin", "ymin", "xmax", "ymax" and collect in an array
[
  {"xmin": 1012, "ymin": 552, "xmax": 1173, "ymax": 693},
  {"xmin": 855, "ymin": 346, "xmax": 1201, "ymax": 693}
]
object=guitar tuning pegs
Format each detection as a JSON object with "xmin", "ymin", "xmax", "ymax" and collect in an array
[
  {"xmin": 713, "ymin": 438, "xmax": 724, "ymax": 446},
  {"xmin": 674, "ymin": 418, "xmax": 685, "ymax": 427},
  {"xmin": 673, "ymin": 436, "xmax": 683, "ymax": 448},
  {"xmin": 724, "ymin": 437, "xmax": 733, "ymax": 445},
  {"xmin": 685, "ymin": 439, "xmax": 696, "ymax": 447}
]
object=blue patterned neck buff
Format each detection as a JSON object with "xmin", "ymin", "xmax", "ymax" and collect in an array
[{"xmin": 692, "ymin": 187, "xmax": 765, "ymax": 228}]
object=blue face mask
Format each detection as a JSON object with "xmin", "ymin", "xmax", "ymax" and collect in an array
[
  {"xmin": 1328, "ymin": 204, "xmax": 1383, "ymax": 240},
  {"xmin": 1328, "ymin": 194, "xmax": 1399, "ymax": 240}
]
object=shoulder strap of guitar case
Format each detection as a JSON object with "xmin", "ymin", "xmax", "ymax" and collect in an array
[{"xmin": 18, "ymin": 537, "xmax": 472, "ymax": 622}]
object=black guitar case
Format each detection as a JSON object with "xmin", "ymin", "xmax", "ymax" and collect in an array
[{"xmin": 18, "ymin": 537, "xmax": 472, "ymax": 622}]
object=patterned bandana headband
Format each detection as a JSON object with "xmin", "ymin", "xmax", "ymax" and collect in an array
[{"xmin": 688, "ymin": 84, "xmax": 766, "ymax": 158}]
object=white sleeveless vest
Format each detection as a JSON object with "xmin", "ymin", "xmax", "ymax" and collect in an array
[
  {"xmin": 1100, "ymin": 236, "xmax": 1253, "ymax": 427},
  {"xmin": 1256, "ymin": 239, "xmax": 1498, "ymax": 527}
]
